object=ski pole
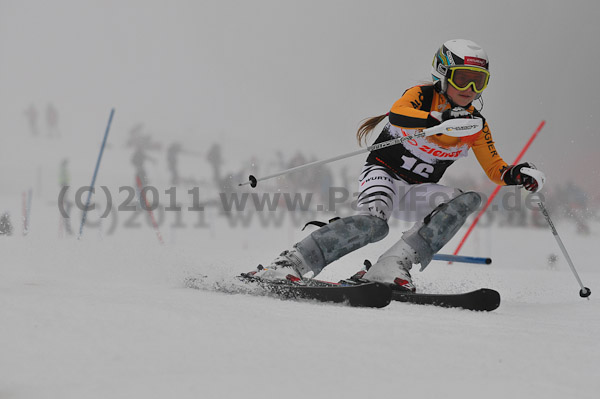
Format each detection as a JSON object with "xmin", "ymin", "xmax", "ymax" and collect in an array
[
  {"xmin": 239, "ymin": 118, "xmax": 483, "ymax": 188},
  {"xmin": 537, "ymin": 201, "xmax": 591, "ymax": 298},
  {"xmin": 433, "ymin": 254, "xmax": 491, "ymax": 264},
  {"xmin": 453, "ymin": 120, "xmax": 545, "ymax": 257},
  {"xmin": 78, "ymin": 108, "xmax": 115, "ymax": 239}
]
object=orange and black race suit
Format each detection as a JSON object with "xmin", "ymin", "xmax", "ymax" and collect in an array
[{"xmin": 366, "ymin": 85, "xmax": 508, "ymax": 185}]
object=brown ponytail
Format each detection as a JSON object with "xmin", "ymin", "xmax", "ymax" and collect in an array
[{"xmin": 356, "ymin": 113, "xmax": 388, "ymax": 146}]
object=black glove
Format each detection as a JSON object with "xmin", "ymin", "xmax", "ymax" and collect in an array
[
  {"xmin": 501, "ymin": 162, "xmax": 545, "ymax": 192},
  {"xmin": 428, "ymin": 107, "xmax": 474, "ymax": 127},
  {"xmin": 441, "ymin": 107, "xmax": 473, "ymax": 121}
]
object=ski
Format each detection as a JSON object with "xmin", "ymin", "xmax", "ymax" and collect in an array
[
  {"xmin": 391, "ymin": 288, "xmax": 501, "ymax": 311},
  {"xmin": 187, "ymin": 273, "xmax": 498, "ymax": 311},
  {"xmin": 238, "ymin": 274, "xmax": 392, "ymax": 308}
]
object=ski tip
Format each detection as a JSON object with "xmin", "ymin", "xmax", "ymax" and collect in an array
[
  {"xmin": 478, "ymin": 288, "xmax": 501, "ymax": 311},
  {"xmin": 391, "ymin": 287, "xmax": 501, "ymax": 311}
]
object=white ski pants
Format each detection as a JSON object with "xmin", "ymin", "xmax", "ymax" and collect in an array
[{"xmin": 356, "ymin": 164, "xmax": 462, "ymax": 222}]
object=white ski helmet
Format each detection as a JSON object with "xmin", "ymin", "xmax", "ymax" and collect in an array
[{"xmin": 431, "ymin": 39, "xmax": 490, "ymax": 96}]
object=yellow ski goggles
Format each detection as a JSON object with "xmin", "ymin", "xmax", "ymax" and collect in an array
[{"xmin": 447, "ymin": 66, "xmax": 490, "ymax": 93}]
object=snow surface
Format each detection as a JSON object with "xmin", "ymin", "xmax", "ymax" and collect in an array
[
  {"xmin": 1, "ymin": 60, "xmax": 598, "ymax": 399},
  {"xmin": 1, "ymin": 188, "xmax": 599, "ymax": 398}
]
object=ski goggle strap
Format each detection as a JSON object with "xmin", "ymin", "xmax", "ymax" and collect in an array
[{"xmin": 448, "ymin": 67, "xmax": 490, "ymax": 93}]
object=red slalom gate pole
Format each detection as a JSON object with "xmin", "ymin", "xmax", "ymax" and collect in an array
[{"xmin": 452, "ymin": 120, "xmax": 546, "ymax": 258}]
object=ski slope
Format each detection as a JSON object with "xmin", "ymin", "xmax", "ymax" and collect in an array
[{"xmin": 1, "ymin": 199, "xmax": 598, "ymax": 399}]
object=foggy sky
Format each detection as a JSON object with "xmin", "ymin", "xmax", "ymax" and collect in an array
[{"xmin": 1, "ymin": 0, "xmax": 599, "ymax": 195}]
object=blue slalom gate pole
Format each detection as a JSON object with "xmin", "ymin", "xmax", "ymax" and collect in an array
[
  {"xmin": 78, "ymin": 108, "xmax": 115, "ymax": 239},
  {"xmin": 433, "ymin": 254, "xmax": 491, "ymax": 265}
]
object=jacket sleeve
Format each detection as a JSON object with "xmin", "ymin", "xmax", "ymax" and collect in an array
[
  {"xmin": 388, "ymin": 86, "xmax": 440, "ymax": 128},
  {"xmin": 471, "ymin": 122, "xmax": 509, "ymax": 185}
]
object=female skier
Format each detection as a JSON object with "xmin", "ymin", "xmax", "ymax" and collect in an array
[{"xmin": 247, "ymin": 39, "xmax": 545, "ymax": 292}]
